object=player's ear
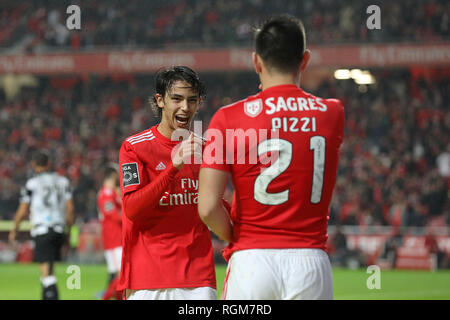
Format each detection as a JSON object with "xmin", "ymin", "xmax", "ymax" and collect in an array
[
  {"xmin": 252, "ymin": 52, "xmax": 263, "ymax": 75},
  {"xmin": 155, "ymin": 93, "xmax": 165, "ymax": 109},
  {"xmin": 300, "ymin": 49, "xmax": 310, "ymax": 72}
]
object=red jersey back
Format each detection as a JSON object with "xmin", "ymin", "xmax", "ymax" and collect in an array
[
  {"xmin": 118, "ymin": 125, "xmax": 216, "ymax": 290},
  {"xmin": 202, "ymin": 84, "xmax": 345, "ymax": 261},
  {"xmin": 97, "ymin": 186, "xmax": 122, "ymax": 250}
]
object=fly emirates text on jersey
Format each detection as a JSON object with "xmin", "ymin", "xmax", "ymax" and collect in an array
[{"xmin": 158, "ymin": 178, "xmax": 198, "ymax": 206}]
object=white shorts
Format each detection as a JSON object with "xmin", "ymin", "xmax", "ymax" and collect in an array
[
  {"xmin": 222, "ymin": 248, "xmax": 333, "ymax": 300},
  {"xmin": 104, "ymin": 246, "xmax": 122, "ymax": 274},
  {"xmin": 125, "ymin": 287, "xmax": 217, "ymax": 300}
]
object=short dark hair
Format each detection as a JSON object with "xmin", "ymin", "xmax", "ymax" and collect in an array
[
  {"xmin": 103, "ymin": 165, "xmax": 118, "ymax": 180},
  {"xmin": 32, "ymin": 150, "xmax": 50, "ymax": 167},
  {"xmin": 254, "ymin": 15, "xmax": 306, "ymax": 73},
  {"xmin": 149, "ymin": 66, "xmax": 206, "ymax": 119}
]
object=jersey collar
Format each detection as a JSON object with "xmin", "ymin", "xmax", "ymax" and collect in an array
[
  {"xmin": 152, "ymin": 124, "xmax": 182, "ymax": 147},
  {"xmin": 261, "ymin": 84, "xmax": 301, "ymax": 93}
]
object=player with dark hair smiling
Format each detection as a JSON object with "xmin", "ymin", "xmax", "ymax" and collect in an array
[
  {"xmin": 118, "ymin": 66, "xmax": 217, "ymax": 300},
  {"xmin": 199, "ymin": 15, "xmax": 345, "ymax": 300}
]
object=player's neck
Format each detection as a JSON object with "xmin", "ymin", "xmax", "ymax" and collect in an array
[
  {"xmin": 157, "ymin": 121, "xmax": 174, "ymax": 140},
  {"xmin": 104, "ymin": 180, "xmax": 115, "ymax": 189},
  {"xmin": 158, "ymin": 121, "xmax": 191, "ymax": 141},
  {"xmin": 34, "ymin": 167, "xmax": 49, "ymax": 174},
  {"xmin": 260, "ymin": 72, "xmax": 300, "ymax": 91}
]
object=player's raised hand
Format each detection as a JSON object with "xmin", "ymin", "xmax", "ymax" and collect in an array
[{"xmin": 172, "ymin": 133, "xmax": 205, "ymax": 169}]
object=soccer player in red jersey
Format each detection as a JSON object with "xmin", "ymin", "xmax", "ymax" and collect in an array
[
  {"xmin": 118, "ymin": 66, "xmax": 217, "ymax": 300},
  {"xmin": 199, "ymin": 15, "xmax": 345, "ymax": 299},
  {"xmin": 97, "ymin": 165, "xmax": 123, "ymax": 300}
]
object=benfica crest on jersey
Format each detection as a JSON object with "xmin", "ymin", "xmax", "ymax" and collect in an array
[{"xmin": 244, "ymin": 99, "xmax": 263, "ymax": 117}]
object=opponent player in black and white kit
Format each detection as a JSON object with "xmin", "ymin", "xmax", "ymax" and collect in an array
[{"xmin": 9, "ymin": 151, "xmax": 75, "ymax": 300}]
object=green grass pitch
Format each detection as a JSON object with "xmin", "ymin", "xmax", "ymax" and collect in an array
[{"xmin": 0, "ymin": 263, "xmax": 449, "ymax": 300}]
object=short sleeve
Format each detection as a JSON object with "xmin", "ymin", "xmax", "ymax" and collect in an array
[
  {"xmin": 63, "ymin": 177, "xmax": 73, "ymax": 201},
  {"xmin": 19, "ymin": 183, "xmax": 32, "ymax": 204},
  {"xmin": 201, "ymin": 108, "xmax": 231, "ymax": 172},
  {"xmin": 119, "ymin": 141, "xmax": 146, "ymax": 195}
]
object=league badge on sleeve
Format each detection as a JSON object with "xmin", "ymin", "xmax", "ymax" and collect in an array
[
  {"xmin": 244, "ymin": 99, "xmax": 263, "ymax": 118},
  {"xmin": 122, "ymin": 163, "xmax": 140, "ymax": 187}
]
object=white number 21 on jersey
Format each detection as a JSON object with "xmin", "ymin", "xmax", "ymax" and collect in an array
[{"xmin": 254, "ymin": 137, "xmax": 326, "ymax": 205}]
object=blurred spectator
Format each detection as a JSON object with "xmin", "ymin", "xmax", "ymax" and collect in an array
[
  {"xmin": 0, "ymin": 0, "xmax": 449, "ymax": 52},
  {"xmin": 424, "ymin": 231, "xmax": 449, "ymax": 269},
  {"xmin": 437, "ymin": 144, "xmax": 450, "ymax": 186},
  {"xmin": 379, "ymin": 231, "xmax": 404, "ymax": 268},
  {"xmin": 328, "ymin": 225, "xmax": 367, "ymax": 269}
]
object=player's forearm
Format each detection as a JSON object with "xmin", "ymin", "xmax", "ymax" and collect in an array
[
  {"xmin": 123, "ymin": 163, "xmax": 179, "ymax": 224},
  {"xmin": 12, "ymin": 215, "xmax": 22, "ymax": 231},
  {"xmin": 66, "ymin": 200, "xmax": 75, "ymax": 228},
  {"xmin": 199, "ymin": 202, "xmax": 233, "ymax": 242},
  {"xmin": 12, "ymin": 203, "xmax": 28, "ymax": 231}
]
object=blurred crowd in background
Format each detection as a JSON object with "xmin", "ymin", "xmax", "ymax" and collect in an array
[
  {"xmin": 0, "ymin": 68, "xmax": 448, "ymax": 228},
  {"xmin": 0, "ymin": 0, "xmax": 448, "ymax": 52},
  {"xmin": 0, "ymin": 0, "xmax": 448, "ymax": 231},
  {"xmin": 327, "ymin": 68, "xmax": 449, "ymax": 229}
]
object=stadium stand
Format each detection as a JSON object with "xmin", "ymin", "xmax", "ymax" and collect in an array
[{"xmin": 0, "ymin": 0, "xmax": 448, "ymax": 52}]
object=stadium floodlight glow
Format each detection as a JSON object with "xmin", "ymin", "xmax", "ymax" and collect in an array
[
  {"xmin": 333, "ymin": 69, "xmax": 375, "ymax": 84},
  {"xmin": 350, "ymin": 69, "xmax": 363, "ymax": 79},
  {"xmin": 354, "ymin": 73, "xmax": 376, "ymax": 85},
  {"xmin": 334, "ymin": 69, "xmax": 351, "ymax": 80},
  {"xmin": 347, "ymin": 69, "xmax": 376, "ymax": 85}
]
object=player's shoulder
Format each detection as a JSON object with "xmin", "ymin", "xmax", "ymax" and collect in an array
[
  {"xmin": 323, "ymin": 97, "xmax": 344, "ymax": 112},
  {"xmin": 25, "ymin": 175, "xmax": 37, "ymax": 189},
  {"xmin": 49, "ymin": 172, "xmax": 70, "ymax": 185},
  {"xmin": 103, "ymin": 187, "xmax": 114, "ymax": 196},
  {"xmin": 303, "ymin": 89, "xmax": 344, "ymax": 111},
  {"xmin": 55, "ymin": 172, "xmax": 69, "ymax": 181},
  {"xmin": 121, "ymin": 128, "xmax": 156, "ymax": 150},
  {"xmin": 98, "ymin": 186, "xmax": 113, "ymax": 198},
  {"xmin": 215, "ymin": 93, "xmax": 260, "ymax": 117}
]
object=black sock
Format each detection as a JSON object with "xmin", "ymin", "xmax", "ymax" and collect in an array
[{"xmin": 42, "ymin": 284, "xmax": 59, "ymax": 300}]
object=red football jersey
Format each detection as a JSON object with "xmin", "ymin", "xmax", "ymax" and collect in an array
[
  {"xmin": 97, "ymin": 186, "xmax": 122, "ymax": 250},
  {"xmin": 118, "ymin": 124, "xmax": 216, "ymax": 291},
  {"xmin": 202, "ymin": 84, "xmax": 345, "ymax": 261}
]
